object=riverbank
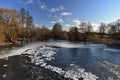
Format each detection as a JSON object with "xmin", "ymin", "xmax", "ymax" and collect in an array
[
  {"xmin": 89, "ymin": 35, "xmax": 120, "ymax": 46},
  {"xmin": 0, "ymin": 41, "xmax": 22, "ymax": 46},
  {"xmin": 0, "ymin": 39, "xmax": 120, "ymax": 50},
  {"xmin": 0, "ymin": 42, "xmax": 12, "ymax": 46},
  {"xmin": 94, "ymin": 39, "xmax": 120, "ymax": 46},
  {"xmin": 0, "ymin": 42, "xmax": 22, "ymax": 54},
  {"xmin": 0, "ymin": 41, "xmax": 120, "ymax": 80},
  {"xmin": 0, "ymin": 42, "xmax": 12, "ymax": 54}
]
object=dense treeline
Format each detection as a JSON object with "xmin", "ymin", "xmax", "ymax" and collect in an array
[
  {"xmin": 0, "ymin": 8, "xmax": 120, "ymax": 45},
  {"xmin": 0, "ymin": 8, "xmax": 34, "ymax": 44}
]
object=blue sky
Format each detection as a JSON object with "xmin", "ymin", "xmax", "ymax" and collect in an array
[{"xmin": 0, "ymin": 0, "xmax": 120, "ymax": 30}]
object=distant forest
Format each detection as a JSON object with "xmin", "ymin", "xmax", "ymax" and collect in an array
[{"xmin": 0, "ymin": 8, "xmax": 120, "ymax": 45}]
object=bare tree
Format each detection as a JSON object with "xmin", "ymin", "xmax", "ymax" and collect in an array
[
  {"xmin": 99, "ymin": 23, "xmax": 107, "ymax": 38},
  {"xmin": 20, "ymin": 8, "xmax": 26, "ymax": 43},
  {"xmin": 26, "ymin": 11, "xmax": 34, "ymax": 42},
  {"xmin": 85, "ymin": 22, "xmax": 93, "ymax": 40}
]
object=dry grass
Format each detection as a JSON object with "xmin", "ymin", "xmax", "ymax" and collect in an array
[
  {"xmin": 0, "ymin": 42, "xmax": 12, "ymax": 46},
  {"xmin": 91, "ymin": 34, "xmax": 120, "ymax": 45},
  {"xmin": 0, "ymin": 50, "xmax": 4, "ymax": 54}
]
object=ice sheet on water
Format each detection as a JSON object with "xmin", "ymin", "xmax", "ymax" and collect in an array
[
  {"xmin": 0, "ymin": 43, "xmax": 41, "ymax": 59},
  {"xmin": 0, "ymin": 42, "xmax": 99, "ymax": 80},
  {"xmin": 3, "ymin": 64, "xmax": 8, "ymax": 67},
  {"xmin": 98, "ymin": 61, "xmax": 120, "ymax": 79},
  {"xmin": 0, "ymin": 42, "xmax": 105, "ymax": 59},
  {"xmin": 48, "ymin": 42, "xmax": 105, "ymax": 49},
  {"xmin": 104, "ymin": 48, "xmax": 120, "ymax": 53},
  {"xmin": 27, "ymin": 46, "xmax": 99, "ymax": 80},
  {"xmin": 3, "ymin": 74, "xmax": 6, "ymax": 78}
]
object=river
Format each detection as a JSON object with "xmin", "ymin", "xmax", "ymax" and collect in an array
[{"xmin": 0, "ymin": 41, "xmax": 120, "ymax": 80}]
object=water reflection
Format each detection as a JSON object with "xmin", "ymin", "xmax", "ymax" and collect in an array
[{"xmin": 50, "ymin": 43, "xmax": 120, "ymax": 80}]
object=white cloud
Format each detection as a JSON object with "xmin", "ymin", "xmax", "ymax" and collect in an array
[
  {"xmin": 19, "ymin": 0, "xmax": 34, "ymax": 4},
  {"xmin": 64, "ymin": 24, "xmax": 74, "ymax": 27},
  {"xmin": 51, "ymin": 21, "xmax": 56, "ymax": 24},
  {"xmin": 51, "ymin": 8, "xmax": 57, "ymax": 12},
  {"xmin": 58, "ymin": 19, "xmax": 64, "ymax": 23},
  {"xmin": 50, "ymin": 5, "xmax": 64, "ymax": 12},
  {"xmin": 26, "ymin": 0, "xmax": 34, "ymax": 4},
  {"xmin": 51, "ymin": 19, "xmax": 64, "ymax": 24},
  {"xmin": 59, "ymin": 5, "xmax": 64, "ymax": 10},
  {"xmin": 74, "ymin": 20, "xmax": 80, "ymax": 24},
  {"xmin": 35, "ymin": 24, "xmax": 40, "ymax": 27},
  {"xmin": 73, "ymin": 19, "xmax": 100, "ymax": 32},
  {"xmin": 73, "ymin": 19, "xmax": 81, "ymax": 26},
  {"xmin": 61, "ymin": 12, "xmax": 72, "ymax": 16},
  {"xmin": 91, "ymin": 23, "xmax": 100, "ymax": 32},
  {"xmin": 49, "ymin": 14, "xmax": 62, "ymax": 19},
  {"xmin": 64, "ymin": 24, "xmax": 74, "ymax": 31},
  {"xmin": 40, "ymin": 4, "xmax": 47, "ymax": 10}
]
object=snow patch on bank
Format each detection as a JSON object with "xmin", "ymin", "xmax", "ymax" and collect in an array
[{"xmin": 0, "ymin": 43, "xmax": 42, "ymax": 59}]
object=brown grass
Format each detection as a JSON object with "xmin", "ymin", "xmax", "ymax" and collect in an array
[
  {"xmin": 0, "ymin": 42, "xmax": 12, "ymax": 46},
  {"xmin": 0, "ymin": 50, "xmax": 4, "ymax": 54}
]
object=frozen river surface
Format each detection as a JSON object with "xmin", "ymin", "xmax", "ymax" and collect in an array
[{"xmin": 0, "ymin": 42, "xmax": 120, "ymax": 80}]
